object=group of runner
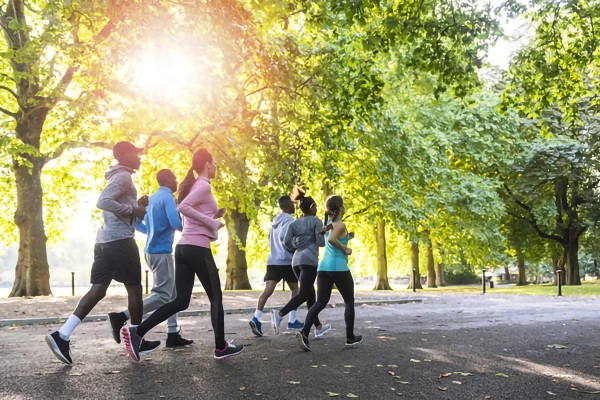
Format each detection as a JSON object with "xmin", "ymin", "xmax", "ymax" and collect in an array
[{"xmin": 45, "ymin": 142, "xmax": 360, "ymax": 365}]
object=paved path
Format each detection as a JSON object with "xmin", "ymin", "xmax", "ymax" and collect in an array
[{"xmin": 1, "ymin": 294, "xmax": 599, "ymax": 399}]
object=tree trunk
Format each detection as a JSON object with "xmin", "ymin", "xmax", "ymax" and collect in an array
[
  {"xmin": 224, "ymin": 209, "xmax": 252, "ymax": 290},
  {"xmin": 504, "ymin": 265, "xmax": 511, "ymax": 282},
  {"xmin": 552, "ymin": 251, "xmax": 567, "ymax": 286},
  {"xmin": 426, "ymin": 239, "xmax": 437, "ymax": 288},
  {"xmin": 10, "ymin": 157, "xmax": 52, "ymax": 297},
  {"xmin": 373, "ymin": 220, "xmax": 392, "ymax": 290},
  {"xmin": 565, "ymin": 231, "xmax": 581, "ymax": 285},
  {"xmin": 516, "ymin": 249, "xmax": 527, "ymax": 286},
  {"xmin": 435, "ymin": 243, "xmax": 447, "ymax": 287},
  {"xmin": 407, "ymin": 239, "xmax": 423, "ymax": 289}
]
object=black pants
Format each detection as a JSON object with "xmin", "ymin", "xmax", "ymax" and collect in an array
[
  {"xmin": 280, "ymin": 265, "xmax": 321, "ymax": 328},
  {"xmin": 302, "ymin": 271, "xmax": 355, "ymax": 339},
  {"xmin": 137, "ymin": 245, "xmax": 226, "ymax": 350}
]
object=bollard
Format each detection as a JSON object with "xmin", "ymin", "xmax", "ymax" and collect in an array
[
  {"xmin": 282, "ymin": 281, "xmax": 286, "ymax": 292},
  {"xmin": 412, "ymin": 269, "xmax": 416, "ymax": 293},
  {"xmin": 71, "ymin": 272, "xmax": 75, "ymax": 296},
  {"xmin": 557, "ymin": 270, "xmax": 562, "ymax": 297},
  {"xmin": 145, "ymin": 270, "xmax": 149, "ymax": 295},
  {"xmin": 482, "ymin": 269, "xmax": 486, "ymax": 294}
]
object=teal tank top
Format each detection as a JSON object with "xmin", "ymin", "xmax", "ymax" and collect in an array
[{"xmin": 318, "ymin": 226, "xmax": 350, "ymax": 272}]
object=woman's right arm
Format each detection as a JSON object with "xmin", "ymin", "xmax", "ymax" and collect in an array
[
  {"xmin": 177, "ymin": 181, "xmax": 222, "ymax": 231},
  {"xmin": 328, "ymin": 221, "xmax": 351, "ymax": 255},
  {"xmin": 315, "ymin": 219, "xmax": 326, "ymax": 247}
]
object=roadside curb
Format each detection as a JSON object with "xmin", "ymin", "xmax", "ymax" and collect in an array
[{"xmin": 0, "ymin": 298, "xmax": 423, "ymax": 327}]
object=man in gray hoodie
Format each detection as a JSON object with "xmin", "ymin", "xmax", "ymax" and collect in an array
[
  {"xmin": 249, "ymin": 196, "xmax": 302, "ymax": 337},
  {"xmin": 45, "ymin": 141, "xmax": 159, "ymax": 365}
]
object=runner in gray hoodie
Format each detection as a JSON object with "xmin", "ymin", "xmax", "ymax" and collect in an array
[
  {"xmin": 45, "ymin": 141, "xmax": 159, "ymax": 365},
  {"xmin": 270, "ymin": 187, "xmax": 331, "ymax": 337},
  {"xmin": 249, "ymin": 196, "xmax": 302, "ymax": 337}
]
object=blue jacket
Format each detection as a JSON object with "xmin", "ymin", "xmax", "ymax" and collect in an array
[{"xmin": 136, "ymin": 186, "xmax": 183, "ymax": 254}]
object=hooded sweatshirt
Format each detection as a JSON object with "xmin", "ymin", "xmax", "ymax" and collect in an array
[
  {"xmin": 283, "ymin": 216, "xmax": 325, "ymax": 267},
  {"xmin": 266, "ymin": 213, "xmax": 294, "ymax": 266},
  {"xmin": 96, "ymin": 165, "xmax": 138, "ymax": 244},
  {"xmin": 178, "ymin": 176, "xmax": 221, "ymax": 249}
]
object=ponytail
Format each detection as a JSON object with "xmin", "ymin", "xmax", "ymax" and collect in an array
[
  {"xmin": 177, "ymin": 168, "xmax": 196, "ymax": 204},
  {"xmin": 291, "ymin": 185, "xmax": 316, "ymax": 215}
]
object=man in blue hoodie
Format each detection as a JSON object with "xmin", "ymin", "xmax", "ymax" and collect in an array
[
  {"xmin": 107, "ymin": 169, "xmax": 193, "ymax": 348},
  {"xmin": 249, "ymin": 196, "xmax": 302, "ymax": 337}
]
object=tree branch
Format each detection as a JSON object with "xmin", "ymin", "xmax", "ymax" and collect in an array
[
  {"xmin": 43, "ymin": 140, "xmax": 112, "ymax": 163},
  {"xmin": 0, "ymin": 84, "xmax": 26, "ymax": 109},
  {"xmin": 0, "ymin": 105, "xmax": 18, "ymax": 118}
]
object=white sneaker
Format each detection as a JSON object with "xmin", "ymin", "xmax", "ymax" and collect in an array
[{"xmin": 270, "ymin": 310, "xmax": 282, "ymax": 335}]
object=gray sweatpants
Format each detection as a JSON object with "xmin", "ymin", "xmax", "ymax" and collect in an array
[{"xmin": 125, "ymin": 253, "xmax": 178, "ymax": 333}]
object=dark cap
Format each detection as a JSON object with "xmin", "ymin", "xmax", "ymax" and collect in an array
[{"xmin": 113, "ymin": 141, "xmax": 143, "ymax": 160}]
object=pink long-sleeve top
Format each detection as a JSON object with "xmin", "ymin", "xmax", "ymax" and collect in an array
[{"xmin": 177, "ymin": 176, "xmax": 221, "ymax": 248}]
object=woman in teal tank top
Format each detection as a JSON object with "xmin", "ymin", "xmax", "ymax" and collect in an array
[{"xmin": 296, "ymin": 195, "xmax": 362, "ymax": 351}]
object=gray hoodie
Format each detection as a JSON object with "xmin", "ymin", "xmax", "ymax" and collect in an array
[
  {"xmin": 283, "ymin": 216, "xmax": 325, "ymax": 267},
  {"xmin": 95, "ymin": 165, "xmax": 138, "ymax": 244},
  {"xmin": 266, "ymin": 213, "xmax": 295, "ymax": 265}
]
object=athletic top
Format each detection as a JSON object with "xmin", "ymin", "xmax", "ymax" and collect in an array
[
  {"xmin": 318, "ymin": 222, "xmax": 350, "ymax": 272},
  {"xmin": 177, "ymin": 176, "xmax": 221, "ymax": 248},
  {"xmin": 136, "ymin": 186, "xmax": 183, "ymax": 254}
]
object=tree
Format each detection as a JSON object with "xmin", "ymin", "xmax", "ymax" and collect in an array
[
  {"xmin": 373, "ymin": 220, "xmax": 392, "ymax": 290},
  {"xmin": 407, "ymin": 239, "xmax": 423, "ymax": 289}
]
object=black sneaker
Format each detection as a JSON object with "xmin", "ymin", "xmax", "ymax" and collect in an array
[
  {"xmin": 139, "ymin": 339, "xmax": 161, "ymax": 356},
  {"xmin": 213, "ymin": 341, "xmax": 244, "ymax": 360},
  {"xmin": 345, "ymin": 335, "xmax": 363, "ymax": 347},
  {"xmin": 296, "ymin": 331, "xmax": 311, "ymax": 352},
  {"xmin": 108, "ymin": 312, "xmax": 127, "ymax": 344},
  {"xmin": 122, "ymin": 326, "xmax": 142, "ymax": 361},
  {"xmin": 45, "ymin": 331, "xmax": 72, "ymax": 365},
  {"xmin": 166, "ymin": 331, "xmax": 194, "ymax": 348}
]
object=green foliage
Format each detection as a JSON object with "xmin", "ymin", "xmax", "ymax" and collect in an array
[{"xmin": 445, "ymin": 269, "xmax": 479, "ymax": 285}]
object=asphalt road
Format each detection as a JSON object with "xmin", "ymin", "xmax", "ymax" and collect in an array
[{"xmin": 1, "ymin": 294, "xmax": 599, "ymax": 399}]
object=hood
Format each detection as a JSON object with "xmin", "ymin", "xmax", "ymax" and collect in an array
[
  {"xmin": 105, "ymin": 165, "xmax": 134, "ymax": 180},
  {"xmin": 272, "ymin": 212, "xmax": 294, "ymax": 229}
]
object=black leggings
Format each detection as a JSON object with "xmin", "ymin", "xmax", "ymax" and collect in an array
[
  {"xmin": 279, "ymin": 265, "xmax": 321, "ymax": 328},
  {"xmin": 136, "ymin": 245, "xmax": 226, "ymax": 350},
  {"xmin": 302, "ymin": 271, "xmax": 355, "ymax": 339}
]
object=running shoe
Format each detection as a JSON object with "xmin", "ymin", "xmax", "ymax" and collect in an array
[
  {"xmin": 213, "ymin": 340, "xmax": 244, "ymax": 360},
  {"xmin": 287, "ymin": 320, "xmax": 304, "ymax": 331},
  {"xmin": 45, "ymin": 331, "xmax": 72, "ymax": 365},
  {"xmin": 249, "ymin": 317, "xmax": 263, "ymax": 337},
  {"xmin": 108, "ymin": 312, "xmax": 127, "ymax": 344},
  {"xmin": 166, "ymin": 331, "xmax": 194, "ymax": 348},
  {"xmin": 345, "ymin": 335, "xmax": 363, "ymax": 347},
  {"xmin": 122, "ymin": 326, "xmax": 142, "ymax": 361},
  {"xmin": 139, "ymin": 339, "xmax": 161, "ymax": 355},
  {"xmin": 315, "ymin": 324, "xmax": 332, "ymax": 338},
  {"xmin": 270, "ymin": 310, "xmax": 282, "ymax": 334},
  {"xmin": 296, "ymin": 331, "xmax": 311, "ymax": 352}
]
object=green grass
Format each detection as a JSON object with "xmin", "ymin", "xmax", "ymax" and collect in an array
[{"xmin": 417, "ymin": 280, "xmax": 600, "ymax": 296}]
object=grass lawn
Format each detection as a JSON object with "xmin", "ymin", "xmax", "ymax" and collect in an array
[{"xmin": 414, "ymin": 280, "xmax": 600, "ymax": 296}]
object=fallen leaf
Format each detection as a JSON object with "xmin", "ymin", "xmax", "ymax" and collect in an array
[
  {"xmin": 104, "ymin": 371, "xmax": 121, "ymax": 375},
  {"xmin": 344, "ymin": 365, "xmax": 354, "ymax": 368},
  {"xmin": 43, "ymin": 372, "xmax": 56, "ymax": 375},
  {"xmin": 311, "ymin": 365, "xmax": 318, "ymax": 368},
  {"xmin": 68, "ymin": 373, "xmax": 84, "ymax": 376},
  {"xmin": 398, "ymin": 381, "xmax": 410, "ymax": 385},
  {"xmin": 440, "ymin": 373, "xmax": 451, "ymax": 378},
  {"xmin": 421, "ymin": 338, "xmax": 428, "ymax": 342},
  {"xmin": 452, "ymin": 381, "xmax": 462, "ymax": 385},
  {"xmin": 546, "ymin": 344, "xmax": 568, "ymax": 349},
  {"xmin": 388, "ymin": 365, "xmax": 398, "ymax": 368},
  {"xmin": 287, "ymin": 381, "xmax": 301, "ymax": 385},
  {"xmin": 346, "ymin": 394, "xmax": 358, "ymax": 398},
  {"xmin": 327, "ymin": 393, "xmax": 339, "ymax": 397},
  {"xmin": 376, "ymin": 364, "xmax": 383, "ymax": 368},
  {"xmin": 438, "ymin": 387, "xmax": 447, "ymax": 392},
  {"xmin": 409, "ymin": 359, "xmax": 420, "ymax": 363},
  {"xmin": 159, "ymin": 396, "xmax": 166, "ymax": 399},
  {"xmin": 388, "ymin": 371, "xmax": 395, "ymax": 376},
  {"xmin": 240, "ymin": 387, "xmax": 246, "ymax": 391},
  {"xmin": 255, "ymin": 394, "xmax": 262, "ymax": 397},
  {"xmin": 546, "ymin": 392, "xmax": 557, "ymax": 396},
  {"xmin": 423, "ymin": 359, "xmax": 432, "ymax": 362},
  {"xmin": 496, "ymin": 373, "xmax": 509, "ymax": 378},
  {"xmin": 262, "ymin": 358, "xmax": 269, "ymax": 361},
  {"xmin": 485, "ymin": 397, "xmax": 492, "ymax": 399},
  {"xmin": 453, "ymin": 372, "xmax": 473, "ymax": 377},
  {"xmin": 174, "ymin": 349, "xmax": 186, "ymax": 352},
  {"xmin": 571, "ymin": 388, "xmax": 600, "ymax": 394}
]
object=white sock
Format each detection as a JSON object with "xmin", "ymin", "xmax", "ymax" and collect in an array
[
  {"xmin": 254, "ymin": 310, "xmax": 262, "ymax": 320},
  {"xmin": 58, "ymin": 315, "xmax": 81, "ymax": 341},
  {"xmin": 289, "ymin": 310, "xmax": 297, "ymax": 323}
]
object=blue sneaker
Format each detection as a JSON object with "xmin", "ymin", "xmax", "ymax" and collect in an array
[
  {"xmin": 287, "ymin": 320, "xmax": 304, "ymax": 331},
  {"xmin": 315, "ymin": 324, "xmax": 332, "ymax": 338},
  {"xmin": 249, "ymin": 317, "xmax": 263, "ymax": 337},
  {"xmin": 270, "ymin": 310, "xmax": 282, "ymax": 334}
]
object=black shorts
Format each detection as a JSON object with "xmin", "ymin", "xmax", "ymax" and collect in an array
[
  {"xmin": 264, "ymin": 265, "xmax": 300, "ymax": 284},
  {"xmin": 90, "ymin": 238, "xmax": 142, "ymax": 285}
]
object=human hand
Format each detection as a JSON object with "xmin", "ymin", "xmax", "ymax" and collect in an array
[
  {"xmin": 133, "ymin": 206, "xmax": 147, "ymax": 218},
  {"xmin": 218, "ymin": 221, "xmax": 226, "ymax": 230},
  {"xmin": 138, "ymin": 195, "xmax": 149, "ymax": 207},
  {"xmin": 349, "ymin": 232, "xmax": 355, "ymax": 240},
  {"xmin": 215, "ymin": 208, "xmax": 226, "ymax": 219},
  {"xmin": 344, "ymin": 247, "xmax": 353, "ymax": 256}
]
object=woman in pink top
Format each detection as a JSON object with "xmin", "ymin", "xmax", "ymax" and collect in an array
[{"xmin": 123, "ymin": 149, "xmax": 244, "ymax": 361}]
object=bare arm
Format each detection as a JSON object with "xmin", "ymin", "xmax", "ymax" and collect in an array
[
  {"xmin": 328, "ymin": 221, "xmax": 351, "ymax": 255},
  {"xmin": 315, "ymin": 219, "xmax": 325, "ymax": 247}
]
